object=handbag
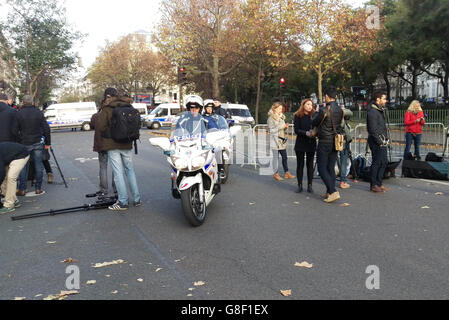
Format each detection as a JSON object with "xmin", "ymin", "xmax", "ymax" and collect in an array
[{"xmin": 329, "ymin": 106, "xmax": 345, "ymax": 152}]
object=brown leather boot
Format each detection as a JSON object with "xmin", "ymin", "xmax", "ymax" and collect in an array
[
  {"xmin": 370, "ymin": 185, "xmax": 383, "ymax": 193},
  {"xmin": 380, "ymin": 185, "xmax": 389, "ymax": 192},
  {"xmin": 284, "ymin": 172, "xmax": 296, "ymax": 179},
  {"xmin": 274, "ymin": 173, "xmax": 284, "ymax": 181}
]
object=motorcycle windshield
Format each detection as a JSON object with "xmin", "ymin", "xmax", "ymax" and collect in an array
[
  {"xmin": 173, "ymin": 112, "xmax": 207, "ymax": 141},
  {"xmin": 205, "ymin": 114, "xmax": 229, "ymax": 133}
]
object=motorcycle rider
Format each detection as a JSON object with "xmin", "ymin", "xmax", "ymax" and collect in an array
[{"xmin": 176, "ymin": 95, "xmax": 207, "ymax": 136}]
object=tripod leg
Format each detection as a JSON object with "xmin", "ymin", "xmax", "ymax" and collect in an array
[{"xmin": 50, "ymin": 147, "xmax": 68, "ymax": 188}]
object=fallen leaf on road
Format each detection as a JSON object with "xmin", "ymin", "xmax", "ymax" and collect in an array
[
  {"xmin": 194, "ymin": 281, "xmax": 205, "ymax": 286},
  {"xmin": 249, "ymin": 202, "xmax": 255, "ymax": 206},
  {"xmin": 340, "ymin": 203, "xmax": 351, "ymax": 207},
  {"xmin": 294, "ymin": 202, "xmax": 300, "ymax": 205},
  {"xmin": 86, "ymin": 280, "xmax": 96, "ymax": 285},
  {"xmin": 14, "ymin": 297, "xmax": 26, "ymax": 300},
  {"xmin": 92, "ymin": 259, "xmax": 125, "ymax": 268},
  {"xmin": 61, "ymin": 258, "xmax": 78, "ymax": 264},
  {"xmin": 435, "ymin": 192, "xmax": 444, "ymax": 195},
  {"xmin": 155, "ymin": 268, "xmax": 162, "ymax": 272},
  {"xmin": 111, "ymin": 291, "xmax": 118, "ymax": 294},
  {"xmin": 421, "ymin": 206, "xmax": 430, "ymax": 209},
  {"xmin": 35, "ymin": 294, "xmax": 43, "ymax": 298},
  {"xmin": 46, "ymin": 241, "xmax": 56, "ymax": 244},
  {"xmin": 137, "ymin": 278, "xmax": 144, "ymax": 282},
  {"xmin": 280, "ymin": 290, "xmax": 292, "ymax": 297},
  {"xmin": 187, "ymin": 294, "xmax": 193, "ymax": 297},
  {"xmin": 44, "ymin": 290, "xmax": 79, "ymax": 300},
  {"xmin": 295, "ymin": 261, "xmax": 313, "ymax": 269},
  {"xmin": 188, "ymin": 288, "xmax": 195, "ymax": 291}
]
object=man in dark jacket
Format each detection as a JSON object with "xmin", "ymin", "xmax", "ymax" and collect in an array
[
  {"xmin": 367, "ymin": 91, "xmax": 389, "ymax": 193},
  {"xmin": 12, "ymin": 95, "xmax": 51, "ymax": 196},
  {"xmin": 97, "ymin": 88, "xmax": 141, "ymax": 211},
  {"xmin": 91, "ymin": 104, "xmax": 116, "ymax": 198},
  {"xmin": 213, "ymin": 98, "xmax": 230, "ymax": 119},
  {"xmin": 0, "ymin": 93, "xmax": 17, "ymax": 142},
  {"xmin": 312, "ymin": 86, "xmax": 343, "ymax": 203},
  {"xmin": 0, "ymin": 142, "xmax": 30, "ymax": 214}
]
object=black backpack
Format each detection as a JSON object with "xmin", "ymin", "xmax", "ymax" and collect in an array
[{"xmin": 110, "ymin": 105, "xmax": 141, "ymax": 153}]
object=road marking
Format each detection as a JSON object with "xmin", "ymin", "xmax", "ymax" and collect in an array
[{"xmin": 420, "ymin": 179, "xmax": 449, "ymax": 187}]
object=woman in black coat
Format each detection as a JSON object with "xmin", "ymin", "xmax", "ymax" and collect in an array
[{"xmin": 294, "ymin": 99, "xmax": 317, "ymax": 193}]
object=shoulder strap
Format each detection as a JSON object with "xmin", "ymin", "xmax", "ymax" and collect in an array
[
  {"xmin": 328, "ymin": 105, "xmax": 337, "ymax": 134},
  {"xmin": 317, "ymin": 107, "xmax": 328, "ymax": 129}
]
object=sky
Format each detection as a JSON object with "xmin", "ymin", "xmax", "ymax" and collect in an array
[{"xmin": 1, "ymin": 0, "xmax": 368, "ymax": 71}]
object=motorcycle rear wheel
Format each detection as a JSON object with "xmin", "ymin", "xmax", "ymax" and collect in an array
[{"xmin": 180, "ymin": 185, "xmax": 206, "ymax": 227}]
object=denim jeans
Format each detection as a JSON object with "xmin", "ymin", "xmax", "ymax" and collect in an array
[
  {"xmin": 99, "ymin": 151, "xmax": 116, "ymax": 195},
  {"xmin": 338, "ymin": 142, "xmax": 351, "ymax": 182},
  {"xmin": 108, "ymin": 149, "xmax": 140, "ymax": 206},
  {"xmin": 404, "ymin": 133, "xmax": 422, "ymax": 159},
  {"xmin": 316, "ymin": 143, "xmax": 338, "ymax": 194},
  {"xmin": 19, "ymin": 143, "xmax": 44, "ymax": 191},
  {"xmin": 272, "ymin": 149, "xmax": 288, "ymax": 174},
  {"xmin": 368, "ymin": 138, "xmax": 388, "ymax": 188}
]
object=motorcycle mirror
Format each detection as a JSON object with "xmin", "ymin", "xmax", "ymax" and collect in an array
[
  {"xmin": 229, "ymin": 125, "xmax": 241, "ymax": 136},
  {"xmin": 149, "ymin": 137, "xmax": 171, "ymax": 151}
]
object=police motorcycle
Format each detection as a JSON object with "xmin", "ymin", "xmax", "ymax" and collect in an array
[{"xmin": 150, "ymin": 96, "xmax": 229, "ymax": 226}]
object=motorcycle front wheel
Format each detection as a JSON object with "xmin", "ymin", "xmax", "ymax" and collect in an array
[{"xmin": 180, "ymin": 185, "xmax": 206, "ymax": 227}]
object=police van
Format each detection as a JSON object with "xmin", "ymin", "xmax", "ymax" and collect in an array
[
  {"xmin": 221, "ymin": 103, "xmax": 255, "ymax": 126},
  {"xmin": 146, "ymin": 103, "xmax": 181, "ymax": 129},
  {"xmin": 44, "ymin": 102, "xmax": 97, "ymax": 131},
  {"xmin": 132, "ymin": 103, "xmax": 149, "ymax": 126}
]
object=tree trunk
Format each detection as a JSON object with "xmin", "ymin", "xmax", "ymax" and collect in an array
[
  {"xmin": 212, "ymin": 55, "xmax": 220, "ymax": 98},
  {"xmin": 317, "ymin": 64, "xmax": 323, "ymax": 104},
  {"xmin": 255, "ymin": 60, "xmax": 262, "ymax": 124},
  {"xmin": 383, "ymin": 72, "xmax": 391, "ymax": 101},
  {"xmin": 412, "ymin": 71, "xmax": 418, "ymax": 99}
]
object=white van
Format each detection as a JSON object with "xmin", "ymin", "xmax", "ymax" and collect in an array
[
  {"xmin": 146, "ymin": 103, "xmax": 181, "ymax": 129},
  {"xmin": 132, "ymin": 103, "xmax": 149, "ymax": 126},
  {"xmin": 44, "ymin": 102, "xmax": 97, "ymax": 131},
  {"xmin": 221, "ymin": 103, "xmax": 255, "ymax": 126}
]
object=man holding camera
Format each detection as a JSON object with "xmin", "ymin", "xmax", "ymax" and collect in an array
[{"xmin": 367, "ymin": 91, "xmax": 389, "ymax": 193}]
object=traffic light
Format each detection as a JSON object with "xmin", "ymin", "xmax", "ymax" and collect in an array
[
  {"xmin": 178, "ymin": 67, "xmax": 187, "ymax": 84},
  {"xmin": 280, "ymin": 77, "xmax": 286, "ymax": 89}
]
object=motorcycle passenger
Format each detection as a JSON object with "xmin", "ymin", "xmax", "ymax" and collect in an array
[{"xmin": 203, "ymin": 100, "xmax": 219, "ymax": 130}]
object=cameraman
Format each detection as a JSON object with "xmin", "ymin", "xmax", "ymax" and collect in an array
[{"xmin": 339, "ymin": 105, "xmax": 353, "ymax": 189}]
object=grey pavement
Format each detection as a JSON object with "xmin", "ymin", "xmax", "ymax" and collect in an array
[{"xmin": 1, "ymin": 128, "xmax": 449, "ymax": 300}]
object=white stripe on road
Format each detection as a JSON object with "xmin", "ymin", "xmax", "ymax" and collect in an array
[{"xmin": 420, "ymin": 179, "xmax": 449, "ymax": 187}]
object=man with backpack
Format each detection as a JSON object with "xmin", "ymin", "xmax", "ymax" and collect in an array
[{"xmin": 97, "ymin": 88, "xmax": 141, "ymax": 211}]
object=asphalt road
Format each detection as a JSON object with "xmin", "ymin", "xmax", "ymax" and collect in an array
[{"xmin": 1, "ymin": 128, "xmax": 449, "ymax": 300}]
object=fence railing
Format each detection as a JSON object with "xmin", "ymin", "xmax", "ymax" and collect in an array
[
  {"xmin": 232, "ymin": 122, "xmax": 449, "ymax": 170},
  {"xmin": 351, "ymin": 109, "xmax": 449, "ymax": 125}
]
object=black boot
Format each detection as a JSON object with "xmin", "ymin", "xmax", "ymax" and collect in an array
[
  {"xmin": 307, "ymin": 184, "xmax": 313, "ymax": 193},
  {"xmin": 295, "ymin": 184, "xmax": 303, "ymax": 193}
]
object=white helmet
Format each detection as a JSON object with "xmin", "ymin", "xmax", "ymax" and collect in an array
[
  {"xmin": 184, "ymin": 95, "xmax": 203, "ymax": 111},
  {"xmin": 203, "ymin": 99, "xmax": 214, "ymax": 108}
]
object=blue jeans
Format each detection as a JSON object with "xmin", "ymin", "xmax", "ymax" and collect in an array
[
  {"xmin": 108, "ymin": 149, "xmax": 140, "ymax": 206},
  {"xmin": 272, "ymin": 149, "xmax": 288, "ymax": 174},
  {"xmin": 19, "ymin": 143, "xmax": 44, "ymax": 191},
  {"xmin": 338, "ymin": 142, "xmax": 351, "ymax": 182},
  {"xmin": 316, "ymin": 143, "xmax": 338, "ymax": 194},
  {"xmin": 404, "ymin": 133, "xmax": 422, "ymax": 159}
]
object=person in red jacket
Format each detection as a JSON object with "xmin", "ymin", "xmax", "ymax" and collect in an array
[{"xmin": 404, "ymin": 100, "xmax": 425, "ymax": 160}]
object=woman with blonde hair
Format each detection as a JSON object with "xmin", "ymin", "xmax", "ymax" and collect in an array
[
  {"xmin": 267, "ymin": 102, "xmax": 295, "ymax": 181},
  {"xmin": 404, "ymin": 100, "xmax": 425, "ymax": 160},
  {"xmin": 293, "ymin": 99, "xmax": 317, "ymax": 193}
]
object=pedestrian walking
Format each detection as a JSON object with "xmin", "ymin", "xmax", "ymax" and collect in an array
[
  {"xmin": 0, "ymin": 142, "xmax": 30, "ymax": 214},
  {"xmin": 293, "ymin": 99, "xmax": 317, "ymax": 193},
  {"xmin": 268, "ymin": 102, "xmax": 295, "ymax": 181},
  {"xmin": 367, "ymin": 91, "xmax": 389, "ymax": 193},
  {"xmin": 0, "ymin": 93, "xmax": 18, "ymax": 142},
  {"xmin": 404, "ymin": 100, "xmax": 425, "ymax": 160},
  {"xmin": 12, "ymin": 95, "xmax": 51, "ymax": 196},
  {"xmin": 338, "ymin": 106, "xmax": 353, "ymax": 189},
  {"xmin": 97, "ymin": 88, "xmax": 141, "ymax": 211},
  {"xmin": 311, "ymin": 86, "xmax": 343, "ymax": 203},
  {"xmin": 91, "ymin": 93, "xmax": 117, "ymax": 198}
]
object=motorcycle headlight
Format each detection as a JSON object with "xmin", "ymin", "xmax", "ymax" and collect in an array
[
  {"xmin": 171, "ymin": 156, "xmax": 188, "ymax": 170},
  {"xmin": 191, "ymin": 152, "xmax": 208, "ymax": 170}
]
